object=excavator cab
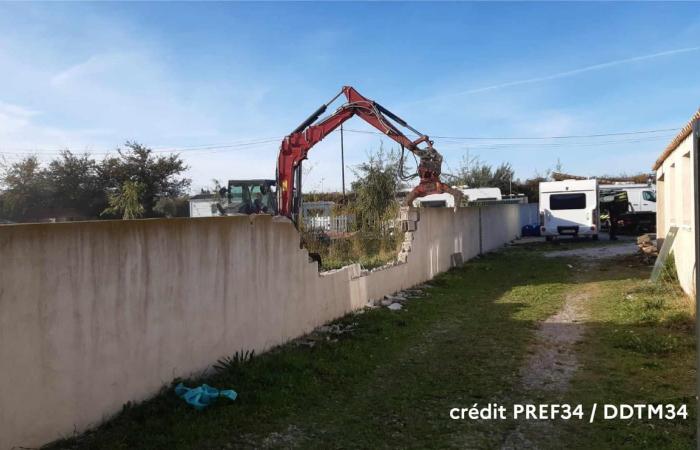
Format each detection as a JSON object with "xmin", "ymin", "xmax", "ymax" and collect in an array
[{"xmin": 216, "ymin": 179, "xmax": 278, "ymax": 215}]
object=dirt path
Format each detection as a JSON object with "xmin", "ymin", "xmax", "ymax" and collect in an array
[
  {"xmin": 502, "ymin": 242, "xmax": 637, "ymax": 449},
  {"xmin": 542, "ymin": 241, "xmax": 637, "ymax": 260},
  {"xmin": 520, "ymin": 286, "xmax": 593, "ymax": 392},
  {"xmin": 525, "ymin": 241, "xmax": 637, "ymax": 392},
  {"xmin": 502, "ymin": 285, "xmax": 596, "ymax": 450}
]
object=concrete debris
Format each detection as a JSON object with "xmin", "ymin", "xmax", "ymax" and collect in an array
[
  {"xmin": 640, "ymin": 245, "xmax": 657, "ymax": 255},
  {"xmin": 380, "ymin": 298, "xmax": 394, "ymax": 307},
  {"xmin": 297, "ymin": 321, "xmax": 358, "ymax": 347},
  {"xmin": 384, "ymin": 294, "xmax": 407, "ymax": 303},
  {"xmin": 370, "ymin": 260, "xmax": 399, "ymax": 272},
  {"xmin": 387, "ymin": 303, "xmax": 403, "ymax": 311},
  {"xmin": 637, "ymin": 233, "xmax": 658, "ymax": 264},
  {"xmin": 566, "ymin": 264, "xmax": 574, "ymax": 269},
  {"xmin": 637, "ymin": 233, "xmax": 655, "ymax": 245},
  {"xmin": 315, "ymin": 322, "xmax": 357, "ymax": 335}
]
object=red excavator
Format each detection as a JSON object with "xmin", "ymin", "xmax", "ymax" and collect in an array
[{"xmin": 220, "ymin": 86, "xmax": 461, "ymax": 223}]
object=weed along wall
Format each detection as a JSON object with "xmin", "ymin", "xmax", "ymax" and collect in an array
[{"xmin": 0, "ymin": 204, "xmax": 521, "ymax": 448}]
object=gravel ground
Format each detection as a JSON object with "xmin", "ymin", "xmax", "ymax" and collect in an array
[{"xmin": 543, "ymin": 242, "xmax": 638, "ymax": 259}]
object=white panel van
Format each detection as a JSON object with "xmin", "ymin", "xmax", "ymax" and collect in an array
[
  {"xmin": 539, "ymin": 179, "xmax": 599, "ymax": 240},
  {"xmin": 599, "ymin": 183, "xmax": 656, "ymax": 213}
]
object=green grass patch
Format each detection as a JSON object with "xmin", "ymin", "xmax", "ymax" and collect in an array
[
  {"xmin": 302, "ymin": 231, "xmax": 403, "ymax": 271},
  {"xmin": 559, "ymin": 269, "xmax": 695, "ymax": 449}
]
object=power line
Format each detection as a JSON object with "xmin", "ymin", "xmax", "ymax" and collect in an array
[
  {"xmin": 0, "ymin": 137, "xmax": 283, "ymax": 157},
  {"xmin": 434, "ymin": 135, "xmax": 674, "ymax": 150},
  {"xmin": 342, "ymin": 127, "xmax": 679, "ymax": 140},
  {"xmin": 0, "ymin": 125, "xmax": 681, "ymax": 157}
]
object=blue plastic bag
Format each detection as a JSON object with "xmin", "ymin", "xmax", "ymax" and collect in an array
[
  {"xmin": 175, "ymin": 383, "xmax": 238, "ymax": 410},
  {"xmin": 521, "ymin": 224, "xmax": 541, "ymax": 237}
]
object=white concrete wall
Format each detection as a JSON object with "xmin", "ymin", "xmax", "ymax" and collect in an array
[
  {"xmin": 518, "ymin": 202, "xmax": 539, "ymax": 228},
  {"xmin": 656, "ymin": 134, "xmax": 695, "ymax": 297},
  {"xmin": 0, "ymin": 205, "xmax": 521, "ymax": 448}
]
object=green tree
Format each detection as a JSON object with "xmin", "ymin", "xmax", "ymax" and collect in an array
[
  {"xmin": 453, "ymin": 155, "xmax": 514, "ymax": 193},
  {"xmin": 513, "ymin": 175, "xmax": 546, "ymax": 202},
  {"xmin": 153, "ymin": 197, "xmax": 177, "ymax": 218},
  {"xmin": 0, "ymin": 156, "xmax": 51, "ymax": 220},
  {"xmin": 0, "ymin": 142, "xmax": 190, "ymax": 222},
  {"xmin": 102, "ymin": 180, "xmax": 145, "ymax": 220},
  {"xmin": 46, "ymin": 150, "xmax": 106, "ymax": 216},
  {"xmin": 99, "ymin": 141, "xmax": 190, "ymax": 217},
  {"xmin": 349, "ymin": 144, "xmax": 402, "ymax": 232}
]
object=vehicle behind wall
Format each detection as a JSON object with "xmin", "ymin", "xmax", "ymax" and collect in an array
[
  {"xmin": 599, "ymin": 187, "xmax": 656, "ymax": 235},
  {"xmin": 216, "ymin": 179, "xmax": 278, "ymax": 215},
  {"xmin": 599, "ymin": 183, "xmax": 656, "ymax": 213},
  {"xmin": 539, "ymin": 179, "xmax": 599, "ymax": 241},
  {"xmin": 412, "ymin": 186, "xmax": 502, "ymax": 208}
]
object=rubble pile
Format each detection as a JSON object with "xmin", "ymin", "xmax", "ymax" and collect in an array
[
  {"xmin": 296, "ymin": 322, "xmax": 358, "ymax": 348},
  {"xmin": 366, "ymin": 287, "xmax": 426, "ymax": 311},
  {"xmin": 297, "ymin": 284, "xmax": 430, "ymax": 348},
  {"xmin": 637, "ymin": 234, "xmax": 658, "ymax": 264}
]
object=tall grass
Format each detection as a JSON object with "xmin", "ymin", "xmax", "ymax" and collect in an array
[{"xmin": 302, "ymin": 229, "xmax": 403, "ymax": 271}]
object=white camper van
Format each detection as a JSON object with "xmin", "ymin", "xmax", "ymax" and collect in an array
[
  {"xmin": 539, "ymin": 179, "xmax": 599, "ymax": 240},
  {"xmin": 413, "ymin": 186, "xmax": 502, "ymax": 208}
]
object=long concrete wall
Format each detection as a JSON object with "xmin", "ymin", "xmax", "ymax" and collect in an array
[{"xmin": 0, "ymin": 205, "xmax": 521, "ymax": 448}]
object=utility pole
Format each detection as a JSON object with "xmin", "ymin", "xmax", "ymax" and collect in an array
[
  {"xmin": 341, "ymin": 124, "xmax": 346, "ymax": 199},
  {"xmin": 509, "ymin": 173, "xmax": 512, "ymax": 196}
]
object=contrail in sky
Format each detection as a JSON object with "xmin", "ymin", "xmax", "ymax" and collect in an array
[{"xmin": 417, "ymin": 46, "xmax": 700, "ymax": 103}]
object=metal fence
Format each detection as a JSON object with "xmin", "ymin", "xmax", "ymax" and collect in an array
[{"xmin": 302, "ymin": 215, "xmax": 354, "ymax": 233}]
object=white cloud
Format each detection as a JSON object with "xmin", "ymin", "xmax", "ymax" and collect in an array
[
  {"xmin": 50, "ymin": 53, "xmax": 129, "ymax": 87},
  {"xmin": 415, "ymin": 46, "xmax": 700, "ymax": 103},
  {"xmin": 0, "ymin": 100, "xmax": 112, "ymax": 158},
  {"xmin": 0, "ymin": 102, "xmax": 40, "ymax": 134}
]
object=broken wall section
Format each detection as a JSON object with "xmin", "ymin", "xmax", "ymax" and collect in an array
[
  {"xmin": 0, "ymin": 204, "xmax": 521, "ymax": 449},
  {"xmin": 358, "ymin": 204, "xmax": 521, "ymax": 301}
]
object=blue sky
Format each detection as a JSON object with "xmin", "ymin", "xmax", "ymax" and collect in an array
[{"xmin": 0, "ymin": 2, "xmax": 699, "ymax": 193}]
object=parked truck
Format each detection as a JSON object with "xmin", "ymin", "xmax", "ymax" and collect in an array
[
  {"xmin": 539, "ymin": 179, "xmax": 599, "ymax": 241},
  {"xmin": 599, "ymin": 183, "xmax": 656, "ymax": 234},
  {"xmin": 599, "ymin": 183, "xmax": 656, "ymax": 213}
]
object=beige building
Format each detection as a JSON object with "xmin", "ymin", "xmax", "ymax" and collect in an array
[{"xmin": 653, "ymin": 109, "xmax": 699, "ymax": 297}]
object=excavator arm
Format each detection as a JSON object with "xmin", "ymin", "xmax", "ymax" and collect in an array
[{"xmin": 277, "ymin": 86, "xmax": 461, "ymax": 219}]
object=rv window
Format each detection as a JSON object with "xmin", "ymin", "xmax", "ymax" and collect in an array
[
  {"xmin": 549, "ymin": 193, "xmax": 586, "ymax": 210},
  {"xmin": 642, "ymin": 191, "xmax": 656, "ymax": 202},
  {"xmin": 420, "ymin": 200, "xmax": 448, "ymax": 208}
]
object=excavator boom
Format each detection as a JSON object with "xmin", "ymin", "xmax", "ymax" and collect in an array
[{"xmin": 277, "ymin": 86, "xmax": 461, "ymax": 220}]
